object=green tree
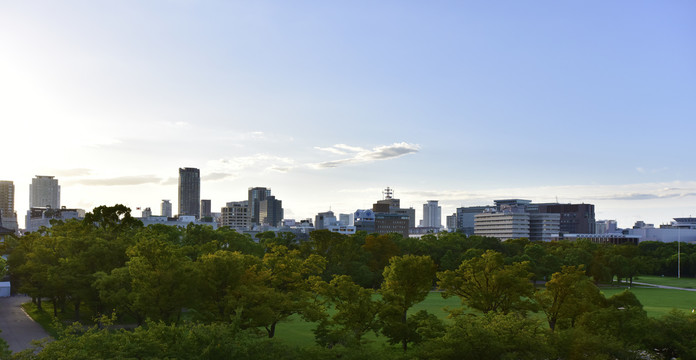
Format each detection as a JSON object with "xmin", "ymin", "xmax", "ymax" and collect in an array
[
  {"xmin": 193, "ymin": 250, "xmax": 261, "ymax": 322},
  {"xmin": 535, "ymin": 265, "xmax": 604, "ymax": 331},
  {"xmin": 416, "ymin": 313, "xmax": 552, "ymax": 360},
  {"xmin": 645, "ymin": 310, "xmax": 696, "ymax": 359},
  {"xmin": 379, "ymin": 255, "xmax": 436, "ymax": 351},
  {"xmin": 0, "ymin": 256, "xmax": 6, "ymax": 279},
  {"xmin": 438, "ymin": 250, "xmax": 536, "ymax": 314},
  {"xmin": 93, "ymin": 267, "xmax": 146, "ymax": 325},
  {"xmin": 577, "ymin": 290, "xmax": 648, "ymax": 348},
  {"xmin": 362, "ymin": 234, "xmax": 400, "ymax": 288},
  {"xmin": 302, "ymin": 230, "xmax": 371, "ymax": 287},
  {"xmin": 125, "ymin": 234, "xmax": 195, "ymax": 324},
  {"xmin": 240, "ymin": 245, "xmax": 327, "ymax": 338},
  {"xmin": 313, "ymin": 275, "xmax": 381, "ymax": 347}
]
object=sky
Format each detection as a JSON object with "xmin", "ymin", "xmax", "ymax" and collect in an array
[{"xmin": 1, "ymin": 1, "xmax": 695, "ymax": 229}]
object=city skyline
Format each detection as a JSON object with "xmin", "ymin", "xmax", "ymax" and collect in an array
[{"xmin": 2, "ymin": 1, "xmax": 694, "ymax": 229}]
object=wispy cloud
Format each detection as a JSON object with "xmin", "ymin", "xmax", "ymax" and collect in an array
[
  {"xmin": 205, "ymin": 154, "xmax": 296, "ymax": 178},
  {"xmin": 47, "ymin": 168, "xmax": 93, "ymax": 177},
  {"xmin": 311, "ymin": 142, "xmax": 420, "ymax": 169},
  {"xmin": 636, "ymin": 166, "xmax": 669, "ymax": 174},
  {"xmin": 70, "ymin": 175, "xmax": 163, "ymax": 186}
]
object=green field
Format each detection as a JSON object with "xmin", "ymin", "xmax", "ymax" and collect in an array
[
  {"xmin": 274, "ymin": 292, "xmax": 462, "ymax": 347},
  {"xmin": 632, "ymin": 275, "xmax": 696, "ymax": 289},
  {"xmin": 275, "ymin": 279, "xmax": 696, "ymax": 346},
  {"xmin": 23, "ymin": 277, "xmax": 696, "ymax": 348}
]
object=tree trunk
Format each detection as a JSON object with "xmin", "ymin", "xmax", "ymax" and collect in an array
[
  {"xmin": 74, "ymin": 301, "xmax": 80, "ymax": 321},
  {"xmin": 37, "ymin": 297, "xmax": 42, "ymax": 311},
  {"xmin": 267, "ymin": 322, "xmax": 277, "ymax": 338},
  {"xmin": 549, "ymin": 318, "xmax": 556, "ymax": 332},
  {"xmin": 402, "ymin": 309, "xmax": 408, "ymax": 352}
]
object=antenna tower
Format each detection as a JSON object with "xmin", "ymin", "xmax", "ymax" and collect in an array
[{"xmin": 383, "ymin": 187, "xmax": 393, "ymax": 200}]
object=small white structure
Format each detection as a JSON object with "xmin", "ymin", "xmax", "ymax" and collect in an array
[{"xmin": 0, "ymin": 282, "xmax": 10, "ymax": 297}]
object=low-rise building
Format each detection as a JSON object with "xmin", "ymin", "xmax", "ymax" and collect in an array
[{"xmin": 25, "ymin": 207, "xmax": 86, "ymax": 233}]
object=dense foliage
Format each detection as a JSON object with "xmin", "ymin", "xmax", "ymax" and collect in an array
[{"xmin": 3, "ymin": 205, "xmax": 696, "ymax": 359}]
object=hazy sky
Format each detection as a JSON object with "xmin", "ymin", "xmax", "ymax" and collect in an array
[{"xmin": 2, "ymin": 1, "xmax": 695, "ymax": 229}]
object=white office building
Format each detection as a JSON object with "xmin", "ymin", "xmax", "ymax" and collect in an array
[
  {"xmin": 422, "ymin": 200, "xmax": 441, "ymax": 228},
  {"xmin": 30, "ymin": 176, "xmax": 60, "ymax": 209}
]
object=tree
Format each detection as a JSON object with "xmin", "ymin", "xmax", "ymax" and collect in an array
[
  {"xmin": 535, "ymin": 265, "xmax": 604, "ymax": 331},
  {"xmin": 301, "ymin": 230, "xmax": 371, "ymax": 287},
  {"xmin": 380, "ymin": 255, "xmax": 436, "ymax": 351},
  {"xmin": 416, "ymin": 313, "xmax": 552, "ymax": 360},
  {"xmin": 313, "ymin": 275, "xmax": 381, "ymax": 347},
  {"xmin": 645, "ymin": 310, "xmax": 696, "ymax": 359},
  {"xmin": 438, "ymin": 250, "xmax": 536, "ymax": 314},
  {"xmin": 0, "ymin": 257, "xmax": 6, "ymax": 279},
  {"xmin": 577, "ymin": 290, "xmax": 648, "ymax": 348},
  {"xmin": 362, "ymin": 234, "xmax": 400, "ymax": 288},
  {"xmin": 238, "ymin": 245, "xmax": 327, "ymax": 338},
  {"xmin": 193, "ymin": 250, "xmax": 261, "ymax": 322},
  {"xmin": 124, "ymin": 234, "xmax": 195, "ymax": 324}
]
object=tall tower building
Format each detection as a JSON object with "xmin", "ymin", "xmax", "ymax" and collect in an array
[
  {"xmin": 259, "ymin": 195, "xmax": 283, "ymax": 227},
  {"xmin": 178, "ymin": 168, "xmax": 200, "ymax": 218},
  {"xmin": 248, "ymin": 187, "xmax": 271, "ymax": 225},
  {"xmin": 0, "ymin": 181, "xmax": 15, "ymax": 220},
  {"xmin": 161, "ymin": 200, "xmax": 172, "ymax": 218},
  {"xmin": 422, "ymin": 200, "xmax": 441, "ymax": 228},
  {"xmin": 30, "ymin": 175, "xmax": 60, "ymax": 209},
  {"xmin": 200, "ymin": 199, "xmax": 212, "ymax": 219}
]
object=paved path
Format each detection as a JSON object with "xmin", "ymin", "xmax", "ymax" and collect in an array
[
  {"xmin": 0, "ymin": 295, "xmax": 51, "ymax": 353},
  {"xmin": 630, "ymin": 281, "xmax": 696, "ymax": 292}
]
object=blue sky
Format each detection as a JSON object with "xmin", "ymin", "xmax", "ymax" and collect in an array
[{"xmin": 1, "ymin": 1, "xmax": 695, "ymax": 228}]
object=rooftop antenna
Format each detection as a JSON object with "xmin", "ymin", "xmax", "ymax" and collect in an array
[{"xmin": 383, "ymin": 187, "xmax": 393, "ymax": 200}]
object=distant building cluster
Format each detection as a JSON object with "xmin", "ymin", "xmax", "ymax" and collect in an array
[{"xmin": 2, "ymin": 168, "xmax": 696, "ymax": 245}]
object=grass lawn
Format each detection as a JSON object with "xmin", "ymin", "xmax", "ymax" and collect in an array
[
  {"xmin": 632, "ymin": 275, "xmax": 696, "ymax": 289},
  {"xmin": 275, "ymin": 284, "xmax": 696, "ymax": 346},
  {"xmin": 600, "ymin": 286, "xmax": 696, "ymax": 317},
  {"xmin": 24, "ymin": 278, "xmax": 696, "ymax": 347},
  {"xmin": 21, "ymin": 303, "xmax": 62, "ymax": 338},
  {"xmin": 274, "ymin": 292, "xmax": 462, "ymax": 347}
]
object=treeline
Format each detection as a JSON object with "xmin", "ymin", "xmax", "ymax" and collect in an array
[{"xmin": 3, "ymin": 205, "xmax": 696, "ymax": 359}]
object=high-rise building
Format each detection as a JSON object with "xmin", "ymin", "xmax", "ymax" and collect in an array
[
  {"xmin": 455, "ymin": 206, "xmax": 492, "ymax": 235},
  {"xmin": 178, "ymin": 168, "xmax": 200, "ymax": 218},
  {"xmin": 422, "ymin": 200, "xmax": 441, "ymax": 228},
  {"xmin": 161, "ymin": 200, "xmax": 172, "ymax": 218},
  {"xmin": 315, "ymin": 210, "xmax": 337, "ymax": 230},
  {"xmin": 0, "ymin": 181, "xmax": 14, "ymax": 220},
  {"xmin": 0, "ymin": 181, "xmax": 17, "ymax": 230},
  {"xmin": 221, "ymin": 201, "xmax": 249, "ymax": 229},
  {"xmin": 371, "ymin": 187, "xmax": 416, "ymax": 228},
  {"xmin": 248, "ymin": 187, "xmax": 271, "ymax": 225},
  {"xmin": 533, "ymin": 203, "xmax": 596, "ymax": 235},
  {"xmin": 474, "ymin": 208, "xmax": 559, "ymax": 241},
  {"xmin": 29, "ymin": 176, "xmax": 60, "ymax": 209},
  {"xmin": 200, "ymin": 199, "xmax": 212, "ymax": 219},
  {"xmin": 596, "ymin": 219, "xmax": 618, "ymax": 234},
  {"xmin": 375, "ymin": 213, "xmax": 410, "ymax": 237},
  {"xmin": 259, "ymin": 196, "xmax": 283, "ymax": 227}
]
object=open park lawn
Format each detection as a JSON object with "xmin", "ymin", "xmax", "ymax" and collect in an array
[
  {"xmin": 631, "ymin": 275, "xmax": 696, "ymax": 289},
  {"xmin": 276, "ymin": 280, "xmax": 696, "ymax": 347},
  {"xmin": 21, "ymin": 277, "xmax": 696, "ymax": 348}
]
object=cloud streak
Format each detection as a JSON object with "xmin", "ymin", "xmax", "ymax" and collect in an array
[
  {"xmin": 205, "ymin": 154, "xmax": 296, "ymax": 178},
  {"xmin": 69, "ymin": 175, "xmax": 164, "ymax": 186},
  {"xmin": 311, "ymin": 142, "xmax": 420, "ymax": 169}
]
